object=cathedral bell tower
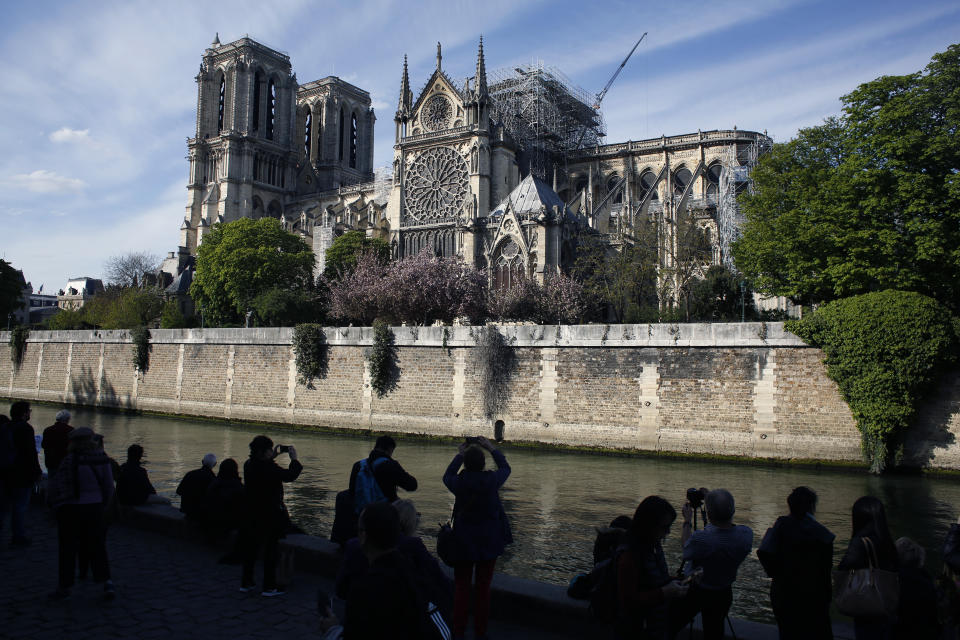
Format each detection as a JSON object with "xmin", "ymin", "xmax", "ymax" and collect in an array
[{"xmin": 181, "ymin": 35, "xmax": 298, "ymax": 254}]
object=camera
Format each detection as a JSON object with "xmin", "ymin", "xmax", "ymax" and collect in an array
[
  {"xmin": 465, "ymin": 436, "xmax": 480, "ymax": 445},
  {"xmin": 686, "ymin": 487, "xmax": 708, "ymax": 509},
  {"xmin": 276, "ymin": 444, "xmax": 290, "ymax": 454}
]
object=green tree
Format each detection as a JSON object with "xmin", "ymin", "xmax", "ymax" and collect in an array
[
  {"xmin": 159, "ymin": 300, "xmax": 189, "ymax": 329},
  {"xmin": 733, "ymin": 44, "xmax": 960, "ymax": 309},
  {"xmin": 0, "ymin": 259, "xmax": 25, "ymax": 323},
  {"xmin": 190, "ymin": 218, "xmax": 316, "ymax": 325},
  {"xmin": 250, "ymin": 287, "xmax": 325, "ymax": 327},
  {"xmin": 323, "ymin": 230, "xmax": 389, "ymax": 280},
  {"xmin": 83, "ymin": 287, "xmax": 165, "ymax": 329},
  {"xmin": 688, "ymin": 265, "xmax": 756, "ymax": 322}
]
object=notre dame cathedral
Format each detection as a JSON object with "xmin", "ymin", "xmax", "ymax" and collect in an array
[{"xmin": 176, "ymin": 34, "xmax": 771, "ymax": 301}]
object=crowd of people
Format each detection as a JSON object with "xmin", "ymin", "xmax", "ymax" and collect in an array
[{"xmin": 3, "ymin": 401, "xmax": 960, "ymax": 639}]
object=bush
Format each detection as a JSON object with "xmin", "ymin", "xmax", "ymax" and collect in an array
[
  {"xmin": 292, "ymin": 323, "xmax": 328, "ymax": 387},
  {"xmin": 160, "ymin": 301, "xmax": 188, "ymax": 329},
  {"xmin": 787, "ymin": 290, "xmax": 957, "ymax": 472},
  {"xmin": 368, "ymin": 319, "xmax": 397, "ymax": 396}
]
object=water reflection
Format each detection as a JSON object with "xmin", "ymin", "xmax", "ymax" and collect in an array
[{"xmin": 27, "ymin": 405, "xmax": 960, "ymax": 623}]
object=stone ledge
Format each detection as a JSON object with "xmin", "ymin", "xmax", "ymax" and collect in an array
[
  {"xmin": 1, "ymin": 322, "xmax": 808, "ymax": 349},
  {"xmin": 119, "ymin": 503, "xmax": 854, "ymax": 639}
]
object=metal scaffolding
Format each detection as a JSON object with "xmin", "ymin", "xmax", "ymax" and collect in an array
[{"xmin": 488, "ymin": 61, "xmax": 605, "ymax": 183}]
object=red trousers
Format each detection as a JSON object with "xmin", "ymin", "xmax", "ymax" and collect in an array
[{"xmin": 453, "ymin": 559, "xmax": 497, "ymax": 638}]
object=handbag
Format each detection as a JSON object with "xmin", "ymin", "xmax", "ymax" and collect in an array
[
  {"xmin": 833, "ymin": 536, "xmax": 900, "ymax": 618},
  {"xmin": 436, "ymin": 504, "xmax": 466, "ymax": 567}
]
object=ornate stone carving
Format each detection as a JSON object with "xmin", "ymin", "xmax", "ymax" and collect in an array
[
  {"xmin": 421, "ymin": 94, "xmax": 452, "ymax": 132},
  {"xmin": 403, "ymin": 146, "xmax": 468, "ymax": 222}
]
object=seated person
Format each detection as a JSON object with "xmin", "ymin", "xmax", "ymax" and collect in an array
[
  {"xmin": 176, "ymin": 453, "xmax": 217, "ymax": 520},
  {"xmin": 116, "ymin": 444, "xmax": 167, "ymax": 506},
  {"xmin": 205, "ymin": 458, "xmax": 245, "ymax": 538}
]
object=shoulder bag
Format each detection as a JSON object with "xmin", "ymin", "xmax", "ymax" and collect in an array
[{"xmin": 832, "ymin": 536, "xmax": 899, "ymax": 618}]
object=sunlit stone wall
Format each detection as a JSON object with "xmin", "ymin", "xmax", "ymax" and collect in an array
[{"xmin": 7, "ymin": 323, "xmax": 947, "ymax": 467}]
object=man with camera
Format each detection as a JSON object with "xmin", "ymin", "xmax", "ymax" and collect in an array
[
  {"xmin": 240, "ymin": 435, "xmax": 302, "ymax": 597},
  {"xmin": 672, "ymin": 488, "xmax": 753, "ymax": 640}
]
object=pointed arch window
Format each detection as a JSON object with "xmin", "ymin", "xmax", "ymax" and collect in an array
[
  {"xmin": 338, "ymin": 107, "xmax": 345, "ymax": 161},
  {"xmin": 673, "ymin": 167, "xmax": 692, "ymax": 198},
  {"xmin": 304, "ymin": 112, "xmax": 312, "ymax": 159},
  {"xmin": 492, "ymin": 238, "xmax": 525, "ymax": 291},
  {"xmin": 350, "ymin": 113, "xmax": 358, "ymax": 169},
  {"xmin": 266, "ymin": 79, "xmax": 277, "ymax": 140},
  {"xmin": 217, "ymin": 74, "xmax": 226, "ymax": 133},
  {"xmin": 252, "ymin": 71, "xmax": 263, "ymax": 134},
  {"xmin": 606, "ymin": 174, "xmax": 622, "ymax": 204},
  {"xmin": 705, "ymin": 163, "xmax": 722, "ymax": 203},
  {"xmin": 640, "ymin": 170, "xmax": 659, "ymax": 201}
]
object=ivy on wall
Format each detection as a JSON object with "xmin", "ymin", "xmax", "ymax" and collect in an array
[
  {"xmin": 293, "ymin": 323, "xmax": 328, "ymax": 388},
  {"xmin": 9, "ymin": 325, "xmax": 29, "ymax": 373},
  {"xmin": 787, "ymin": 290, "xmax": 958, "ymax": 473},
  {"xmin": 473, "ymin": 325, "xmax": 515, "ymax": 419},
  {"xmin": 130, "ymin": 326, "xmax": 151, "ymax": 374},
  {"xmin": 368, "ymin": 319, "xmax": 397, "ymax": 397}
]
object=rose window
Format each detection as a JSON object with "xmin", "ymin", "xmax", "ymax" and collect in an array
[
  {"xmin": 404, "ymin": 147, "xmax": 468, "ymax": 222},
  {"xmin": 421, "ymin": 95, "xmax": 452, "ymax": 132}
]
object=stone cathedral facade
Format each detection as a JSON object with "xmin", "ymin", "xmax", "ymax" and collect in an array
[{"xmin": 176, "ymin": 34, "xmax": 772, "ymax": 300}]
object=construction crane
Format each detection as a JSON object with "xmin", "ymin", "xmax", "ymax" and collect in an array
[
  {"xmin": 593, "ymin": 32, "xmax": 647, "ymax": 110},
  {"xmin": 572, "ymin": 32, "xmax": 647, "ymax": 152}
]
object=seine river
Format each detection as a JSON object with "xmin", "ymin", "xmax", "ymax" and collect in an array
[{"xmin": 29, "ymin": 404, "xmax": 960, "ymax": 623}]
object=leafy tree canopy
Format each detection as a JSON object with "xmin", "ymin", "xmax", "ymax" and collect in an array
[
  {"xmin": 0, "ymin": 259, "xmax": 26, "ymax": 323},
  {"xmin": 190, "ymin": 218, "xmax": 316, "ymax": 325},
  {"xmin": 323, "ymin": 230, "xmax": 389, "ymax": 280},
  {"xmin": 48, "ymin": 287, "xmax": 164, "ymax": 330},
  {"xmin": 733, "ymin": 44, "xmax": 960, "ymax": 309}
]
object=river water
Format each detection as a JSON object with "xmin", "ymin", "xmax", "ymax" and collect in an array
[{"xmin": 27, "ymin": 404, "xmax": 960, "ymax": 623}]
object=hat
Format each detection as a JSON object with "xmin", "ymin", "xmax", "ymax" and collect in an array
[
  {"xmin": 69, "ymin": 427, "xmax": 95, "ymax": 440},
  {"xmin": 202, "ymin": 453, "xmax": 217, "ymax": 468}
]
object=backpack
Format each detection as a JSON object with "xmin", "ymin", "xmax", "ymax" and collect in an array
[
  {"xmin": 353, "ymin": 457, "xmax": 388, "ymax": 514},
  {"xmin": 0, "ymin": 421, "xmax": 16, "ymax": 470},
  {"xmin": 566, "ymin": 551, "xmax": 622, "ymax": 622}
]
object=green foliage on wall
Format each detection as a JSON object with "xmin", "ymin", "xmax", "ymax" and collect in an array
[
  {"xmin": 292, "ymin": 323, "xmax": 328, "ymax": 388},
  {"xmin": 474, "ymin": 325, "xmax": 515, "ymax": 419},
  {"xmin": 130, "ymin": 326, "xmax": 151, "ymax": 374},
  {"xmin": 368, "ymin": 319, "xmax": 397, "ymax": 397},
  {"xmin": 9, "ymin": 325, "xmax": 29, "ymax": 373},
  {"xmin": 787, "ymin": 290, "xmax": 957, "ymax": 472}
]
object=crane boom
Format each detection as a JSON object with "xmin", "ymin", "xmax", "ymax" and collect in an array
[{"xmin": 592, "ymin": 32, "xmax": 647, "ymax": 109}]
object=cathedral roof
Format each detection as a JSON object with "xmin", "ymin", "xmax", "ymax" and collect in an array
[
  {"xmin": 491, "ymin": 174, "xmax": 565, "ymax": 217},
  {"xmin": 164, "ymin": 267, "xmax": 193, "ymax": 296}
]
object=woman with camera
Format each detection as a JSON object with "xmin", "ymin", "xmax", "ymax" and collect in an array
[
  {"xmin": 239, "ymin": 435, "xmax": 302, "ymax": 597},
  {"xmin": 442, "ymin": 435, "xmax": 512, "ymax": 640}
]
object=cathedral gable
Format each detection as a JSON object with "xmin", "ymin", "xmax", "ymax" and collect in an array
[{"xmin": 410, "ymin": 71, "xmax": 466, "ymax": 136}]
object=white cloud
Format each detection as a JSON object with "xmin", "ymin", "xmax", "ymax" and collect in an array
[
  {"xmin": 6, "ymin": 170, "xmax": 86, "ymax": 194},
  {"xmin": 49, "ymin": 127, "xmax": 90, "ymax": 143}
]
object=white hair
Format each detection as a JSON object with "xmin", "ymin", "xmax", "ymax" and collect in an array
[{"xmin": 55, "ymin": 409, "xmax": 71, "ymax": 423}]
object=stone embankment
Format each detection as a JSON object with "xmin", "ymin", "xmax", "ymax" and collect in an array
[{"xmin": 3, "ymin": 323, "xmax": 959, "ymax": 468}]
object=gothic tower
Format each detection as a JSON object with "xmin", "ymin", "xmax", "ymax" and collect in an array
[{"xmin": 181, "ymin": 35, "xmax": 298, "ymax": 253}]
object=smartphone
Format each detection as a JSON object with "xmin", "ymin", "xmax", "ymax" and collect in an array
[{"xmin": 276, "ymin": 444, "xmax": 290, "ymax": 454}]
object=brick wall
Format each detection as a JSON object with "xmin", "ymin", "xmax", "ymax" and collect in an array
[{"xmin": 2, "ymin": 323, "xmax": 953, "ymax": 467}]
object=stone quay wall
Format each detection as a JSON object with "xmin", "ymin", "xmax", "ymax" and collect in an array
[{"xmin": 3, "ymin": 323, "xmax": 959, "ymax": 468}]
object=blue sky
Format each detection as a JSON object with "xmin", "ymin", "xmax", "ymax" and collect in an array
[{"xmin": 1, "ymin": 0, "xmax": 958, "ymax": 293}]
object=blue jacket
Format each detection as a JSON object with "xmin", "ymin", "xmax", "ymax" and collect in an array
[{"xmin": 442, "ymin": 448, "xmax": 512, "ymax": 562}]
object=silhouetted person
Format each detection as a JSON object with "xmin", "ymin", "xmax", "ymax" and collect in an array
[
  {"xmin": 343, "ymin": 501, "xmax": 430, "ymax": 639},
  {"xmin": 1, "ymin": 401, "xmax": 42, "ymax": 547},
  {"xmin": 205, "ymin": 458, "xmax": 244, "ymax": 539},
  {"xmin": 443, "ymin": 436, "xmax": 512, "ymax": 640},
  {"xmin": 41, "ymin": 409, "xmax": 73, "ymax": 475},
  {"xmin": 176, "ymin": 453, "xmax": 216, "ymax": 520},
  {"xmin": 115, "ymin": 444, "xmax": 157, "ymax": 506},
  {"xmin": 617, "ymin": 496, "xmax": 688, "ymax": 640},
  {"xmin": 837, "ymin": 496, "xmax": 899, "ymax": 640},
  {"xmin": 349, "ymin": 435, "xmax": 418, "ymax": 508},
  {"xmin": 240, "ymin": 436, "xmax": 301, "ymax": 596},
  {"xmin": 47, "ymin": 427, "xmax": 115, "ymax": 600},
  {"xmin": 893, "ymin": 537, "xmax": 939, "ymax": 639},
  {"xmin": 757, "ymin": 486, "xmax": 835, "ymax": 640}
]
